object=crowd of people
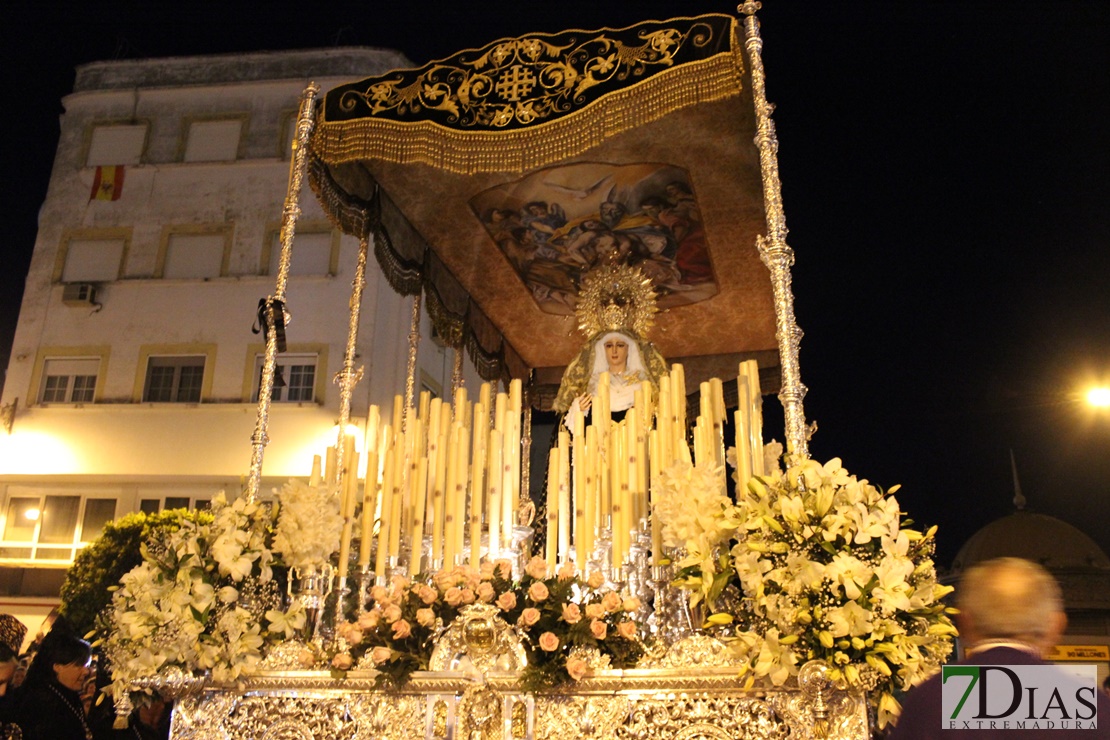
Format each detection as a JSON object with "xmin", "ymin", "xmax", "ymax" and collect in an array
[{"xmin": 0, "ymin": 614, "xmax": 169, "ymax": 740}]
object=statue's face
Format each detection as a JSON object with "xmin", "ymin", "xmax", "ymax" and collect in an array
[{"xmin": 604, "ymin": 337, "xmax": 629, "ymax": 373}]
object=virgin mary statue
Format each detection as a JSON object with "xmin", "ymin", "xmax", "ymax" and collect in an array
[{"xmin": 553, "ymin": 265, "xmax": 668, "ymax": 423}]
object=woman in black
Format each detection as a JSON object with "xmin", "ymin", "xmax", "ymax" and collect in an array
[{"xmin": 11, "ymin": 629, "xmax": 93, "ymax": 740}]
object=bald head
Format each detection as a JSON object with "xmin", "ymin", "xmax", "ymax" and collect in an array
[{"xmin": 957, "ymin": 557, "xmax": 1064, "ymax": 648}]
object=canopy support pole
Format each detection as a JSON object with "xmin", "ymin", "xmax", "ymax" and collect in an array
[
  {"xmin": 740, "ymin": 4, "xmax": 812, "ymax": 461},
  {"xmin": 246, "ymin": 82, "xmax": 319, "ymax": 502}
]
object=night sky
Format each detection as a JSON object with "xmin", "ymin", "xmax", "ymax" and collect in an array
[{"xmin": 4, "ymin": 1, "xmax": 1109, "ymax": 568}]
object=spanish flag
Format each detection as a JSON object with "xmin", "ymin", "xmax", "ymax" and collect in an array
[{"xmin": 90, "ymin": 165, "xmax": 125, "ymax": 201}]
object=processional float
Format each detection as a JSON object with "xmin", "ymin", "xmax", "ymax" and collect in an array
[{"xmin": 103, "ymin": 5, "xmax": 957, "ymax": 740}]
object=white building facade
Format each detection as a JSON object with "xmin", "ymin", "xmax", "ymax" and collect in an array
[{"xmin": 0, "ymin": 49, "xmax": 483, "ymax": 636}]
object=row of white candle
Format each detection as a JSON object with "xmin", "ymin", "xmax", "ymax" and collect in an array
[{"xmin": 312, "ymin": 363, "xmax": 763, "ymax": 577}]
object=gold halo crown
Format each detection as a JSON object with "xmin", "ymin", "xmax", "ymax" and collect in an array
[{"xmin": 575, "ymin": 264, "xmax": 657, "ymax": 338}]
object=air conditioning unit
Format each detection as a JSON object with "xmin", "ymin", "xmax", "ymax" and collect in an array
[{"xmin": 62, "ymin": 283, "xmax": 97, "ymax": 306}]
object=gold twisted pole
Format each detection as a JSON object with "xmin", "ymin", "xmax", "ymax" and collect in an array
[
  {"xmin": 334, "ymin": 233, "xmax": 371, "ymax": 482},
  {"xmin": 739, "ymin": 3, "xmax": 811, "ymax": 460},
  {"xmin": 451, "ymin": 342, "xmax": 465, "ymax": 396},
  {"xmin": 404, "ymin": 292, "xmax": 423, "ymax": 431},
  {"xmin": 246, "ymin": 82, "xmax": 319, "ymax": 502}
]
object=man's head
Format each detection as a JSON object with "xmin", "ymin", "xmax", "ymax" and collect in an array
[{"xmin": 957, "ymin": 557, "xmax": 1065, "ymax": 653}]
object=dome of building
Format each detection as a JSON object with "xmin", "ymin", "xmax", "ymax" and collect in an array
[{"xmin": 951, "ymin": 510, "xmax": 1110, "ymax": 573}]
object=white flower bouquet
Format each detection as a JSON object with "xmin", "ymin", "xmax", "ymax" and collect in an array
[
  {"xmin": 654, "ymin": 455, "xmax": 957, "ymax": 729},
  {"xmin": 270, "ymin": 479, "xmax": 343, "ymax": 571},
  {"xmin": 99, "ymin": 492, "xmax": 306, "ymax": 702}
]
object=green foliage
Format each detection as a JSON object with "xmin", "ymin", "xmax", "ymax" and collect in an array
[{"xmin": 59, "ymin": 508, "xmax": 212, "ymax": 638}]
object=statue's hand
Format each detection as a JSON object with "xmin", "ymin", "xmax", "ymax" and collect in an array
[{"xmin": 576, "ymin": 393, "xmax": 592, "ymax": 414}]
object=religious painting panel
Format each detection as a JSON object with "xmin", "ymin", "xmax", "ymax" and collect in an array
[{"xmin": 470, "ymin": 162, "xmax": 719, "ymax": 315}]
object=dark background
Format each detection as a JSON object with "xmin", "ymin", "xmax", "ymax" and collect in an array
[{"xmin": 4, "ymin": 1, "xmax": 1109, "ymax": 568}]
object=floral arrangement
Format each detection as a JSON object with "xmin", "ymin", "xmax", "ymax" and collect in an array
[
  {"xmin": 98, "ymin": 492, "xmax": 306, "ymax": 702},
  {"xmin": 334, "ymin": 556, "xmax": 645, "ymax": 690},
  {"xmin": 271, "ymin": 479, "xmax": 343, "ymax": 570},
  {"xmin": 655, "ymin": 455, "xmax": 956, "ymax": 729}
]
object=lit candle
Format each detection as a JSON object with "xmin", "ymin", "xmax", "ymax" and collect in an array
[
  {"xmin": 649, "ymin": 428, "xmax": 662, "ymax": 565},
  {"xmin": 469, "ymin": 405, "xmax": 487, "ymax": 567},
  {"xmin": 545, "ymin": 447, "xmax": 559, "ymax": 569},
  {"xmin": 487, "ymin": 428, "xmax": 503, "ymax": 558},
  {"xmin": 409, "ymin": 457, "xmax": 428, "ymax": 576},
  {"xmin": 572, "ymin": 415, "xmax": 586, "ymax": 569},
  {"xmin": 309, "ymin": 455, "xmax": 322, "ymax": 486},
  {"xmin": 454, "ymin": 426, "xmax": 470, "ymax": 566},
  {"xmin": 583, "ymin": 424, "xmax": 597, "ymax": 560},
  {"xmin": 431, "ymin": 431, "xmax": 447, "ymax": 567},
  {"xmin": 375, "ymin": 442, "xmax": 395, "ymax": 579},
  {"xmin": 557, "ymin": 429, "xmax": 570, "ymax": 563}
]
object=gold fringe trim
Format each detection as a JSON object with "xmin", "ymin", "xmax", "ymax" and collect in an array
[{"xmin": 311, "ymin": 49, "xmax": 743, "ymax": 176}]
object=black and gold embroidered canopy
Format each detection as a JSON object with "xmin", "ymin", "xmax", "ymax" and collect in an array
[{"xmin": 308, "ymin": 13, "xmax": 779, "ymax": 401}]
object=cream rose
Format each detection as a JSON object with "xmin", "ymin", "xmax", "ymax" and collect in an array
[
  {"xmin": 371, "ymin": 646, "xmax": 392, "ymax": 664},
  {"xmin": 382, "ymin": 604, "xmax": 402, "ymax": 623},
  {"xmin": 497, "ymin": 591, "xmax": 518, "ymax": 611},
  {"xmin": 525, "ymin": 556, "xmax": 549, "ymax": 580},
  {"xmin": 477, "ymin": 582, "xmax": 496, "ymax": 603},
  {"xmin": 565, "ymin": 655, "xmax": 590, "ymax": 681},
  {"xmin": 520, "ymin": 607, "xmax": 541, "ymax": 626},
  {"xmin": 444, "ymin": 586, "xmax": 464, "ymax": 606},
  {"xmin": 584, "ymin": 603, "xmax": 605, "ymax": 620},
  {"xmin": 416, "ymin": 608, "xmax": 436, "ymax": 628},
  {"xmin": 622, "ymin": 597, "xmax": 642, "ymax": 613},
  {"xmin": 528, "ymin": 581, "xmax": 549, "ymax": 602},
  {"xmin": 589, "ymin": 619, "xmax": 607, "ymax": 640},
  {"xmin": 617, "ymin": 621, "xmax": 637, "ymax": 639},
  {"xmin": 331, "ymin": 652, "xmax": 354, "ymax": 670},
  {"xmin": 538, "ymin": 631, "xmax": 560, "ymax": 652},
  {"xmin": 601, "ymin": 592, "xmax": 622, "ymax": 613},
  {"xmin": 460, "ymin": 587, "xmax": 476, "ymax": 604},
  {"xmin": 391, "ymin": 619, "xmax": 412, "ymax": 639},
  {"xmin": 586, "ymin": 570, "xmax": 605, "ymax": 589},
  {"xmin": 561, "ymin": 603, "xmax": 582, "ymax": 624},
  {"xmin": 558, "ymin": 561, "xmax": 576, "ymax": 581}
]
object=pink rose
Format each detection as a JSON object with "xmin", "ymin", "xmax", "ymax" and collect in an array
[
  {"xmin": 497, "ymin": 591, "xmax": 518, "ymax": 612},
  {"xmin": 457, "ymin": 565, "xmax": 481, "ymax": 590},
  {"xmin": 371, "ymin": 646, "xmax": 392, "ymax": 665},
  {"xmin": 586, "ymin": 570, "xmax": 605, "ymax": 589},
  {"xmin": 585, "ymin": 603, "xmax": 605, "ymax": 620},
  {"xmin": 589, "ymin": 619, "xmax": 607, "ymax": 640},
  {"xmin": 520, "ymin": 607, "xmax": 541, "ymax": 627},
  {"xmin": 538, "ymin": 631, "xmax": 560, "ymax": 652},
  {"xmin": 416, "ymin": 608, "xmax": 436, "ymax": 628},
  {"xmin": 382, "ymin": 604, "xmax": 402, "ymax": 624},
  {"xmin": 525, "ymin": 556, "xmax": 549, "ymax": 580},
  {"xmin": 622, "ymin": 597, "xmax": 642, "ymax": 613},
  {"xmin": 370, "ymin": 585, "xmax": 390, "ymax": 603},
  {"xmin": 561, "ymin": 603, "xmax": 582, "ymax": 625},
  {"xmin": 391, "ymin": 619, "xmax": 412, "ymax": 640},
  {"xmin": 480, "ymin": 561, "xmax": 496, "ymax": 580},
  {"xmin": 415, "ymin": 584, "xmax": 438, "ymax": 605},
  {"xmin": 444, "ymin": 587, "xmax": 464, "ymax": 606},
  {"xmin": 528, "ymin": 581, "xmax": 549, "ymax": 602},
  {"xmin": 558, "ymin": 561, "xmax": 576, "ymax": 581},
  {"xmin": 477, "ymin": 582, "xmax": 496, "ymax": 603},
  {"xmin": 495, "ymin": 559, "xmax": 514, "ymax": 580},
  {"xmin": 617, "ymin": 621, "xmax": 637, "ymax": 640},
  {"xmin": 433, "ymin": 569, "xmax": 456, "ymax": 591},
  {"xmin": 565, "ymin": 656, "xmax": 590, "ymax": 681},
  {"xmin": 601, "ymin": 592, "xmax": 622, "ymax": 613},
  {"xmin": 331, "ymin": 652, "xmax": 354, "ymax": 670},
  {"xmin": 460, "ymin": 588, "xmax": 476, "ymax": 604}
]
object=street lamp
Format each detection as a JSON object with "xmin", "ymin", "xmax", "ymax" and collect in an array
[{"xmin": 1087, "ymin": 386, "xmax": 1110, "ymax": 408}]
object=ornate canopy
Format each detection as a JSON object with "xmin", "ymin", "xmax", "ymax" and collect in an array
[{"xmin": 306, "ymin": 13, "xmax": 780, "ymax": 404}]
